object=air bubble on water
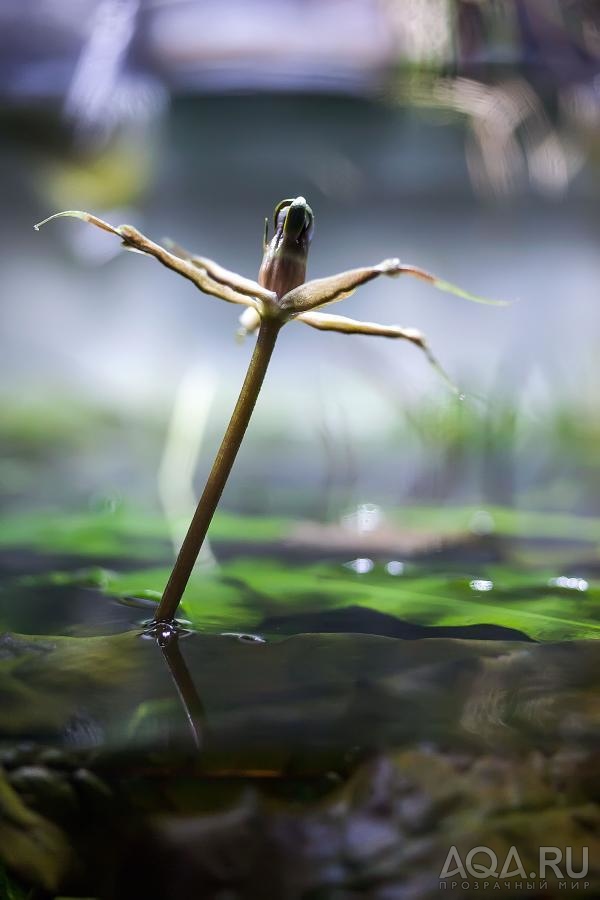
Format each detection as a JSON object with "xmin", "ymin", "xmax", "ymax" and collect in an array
[
  {"xmin": 469, "ymin": 579, "xmax": 494, "ymax": 592},
  {"xmin": 548, "ymin": 576, "xmax": 588, "ymax": 592},
  {"xmin": 344, "ymin": 558, "xmax": 374, "ymax": 574},
  {"xmin": 386, "ymin": 560, "xmax": 405, "ymax": 576}
]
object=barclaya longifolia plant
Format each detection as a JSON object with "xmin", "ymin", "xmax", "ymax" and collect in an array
[{"xmin": 36, "ymin": 197, "xmax": 505, "ymax": 624}]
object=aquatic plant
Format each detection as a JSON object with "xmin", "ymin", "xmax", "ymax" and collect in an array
[{"xmin": 36, "ymin": 197, "xmax": 502, "ymax": 623}]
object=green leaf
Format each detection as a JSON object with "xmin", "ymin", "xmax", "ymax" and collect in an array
[
  {"xmin": 0, "ymin": 508, "xmax": 289, "ymax": 558},
  {"xmin": 96, "ymin": 557, "xmax": 600, "ymax": 642}
]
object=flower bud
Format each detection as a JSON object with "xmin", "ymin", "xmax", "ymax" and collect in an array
[{"xmin": 258, "ymin": 197, "xmax": 314, "ymax": 299}]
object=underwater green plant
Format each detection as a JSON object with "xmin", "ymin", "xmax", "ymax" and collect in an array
[{"xmin": 36, "ymin": 197, "xmax": 503, "ymax": 624}]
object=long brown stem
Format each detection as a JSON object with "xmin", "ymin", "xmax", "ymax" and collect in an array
[{"xmin": 155, "ymin": 319, "xmax": 281, "ymax": 623}]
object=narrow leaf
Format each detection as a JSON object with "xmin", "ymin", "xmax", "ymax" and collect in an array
[
  {"xmin": 163, "ymin": 238, "xmax": 273, "ymax": 303},
  {"xmin": 281, "ymin": 258, "xmax": 509, "ymax": 314},
  {"xmin": 296, "ymin": 311, "xmax": 460, "ymax": 394},
  {"xmin": 432, "ymin": 277, "xmax": 510, "ymax": 307},
  {"xmin": 35, "ymin": 210, "xmax": 262, "ymax": 310}
]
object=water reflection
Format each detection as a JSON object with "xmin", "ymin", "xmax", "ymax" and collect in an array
[
  {"xmin": 1, "ymin": 617, "xmax": 598, "ymax": 896},
  {"xmin": 153, "ymin": 624, "xmax": 205, "ymax": 751},
  {"xmin": 2, "ymin": 627, "xmax": 597, "ymax": 767}
]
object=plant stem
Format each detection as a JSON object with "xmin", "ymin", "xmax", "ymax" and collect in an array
[{"xmin": 155, "ymin": 319, "xmax": 281, "ymax": 623}]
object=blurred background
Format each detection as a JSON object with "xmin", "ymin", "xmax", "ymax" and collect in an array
[{"xmin": 2, "ymin": 0, "xmax": 600, "ymax": 542}]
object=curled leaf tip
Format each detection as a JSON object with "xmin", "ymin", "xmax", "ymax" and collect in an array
[
  {"xmin": 433, "ymin": 278, "xmax": 510, "ymax": 307},
  {"xmin": 34, "ymin": 210, "xmax": 120, "ymax": 237},
  {"xmin": 34, "ymin": 210, "xmax": 87, "ymax": 231}
]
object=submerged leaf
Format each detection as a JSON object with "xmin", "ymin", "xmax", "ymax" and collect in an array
[{"xmin": 93, "ymin": 556, "xmax": 600, "ymax": 642}]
